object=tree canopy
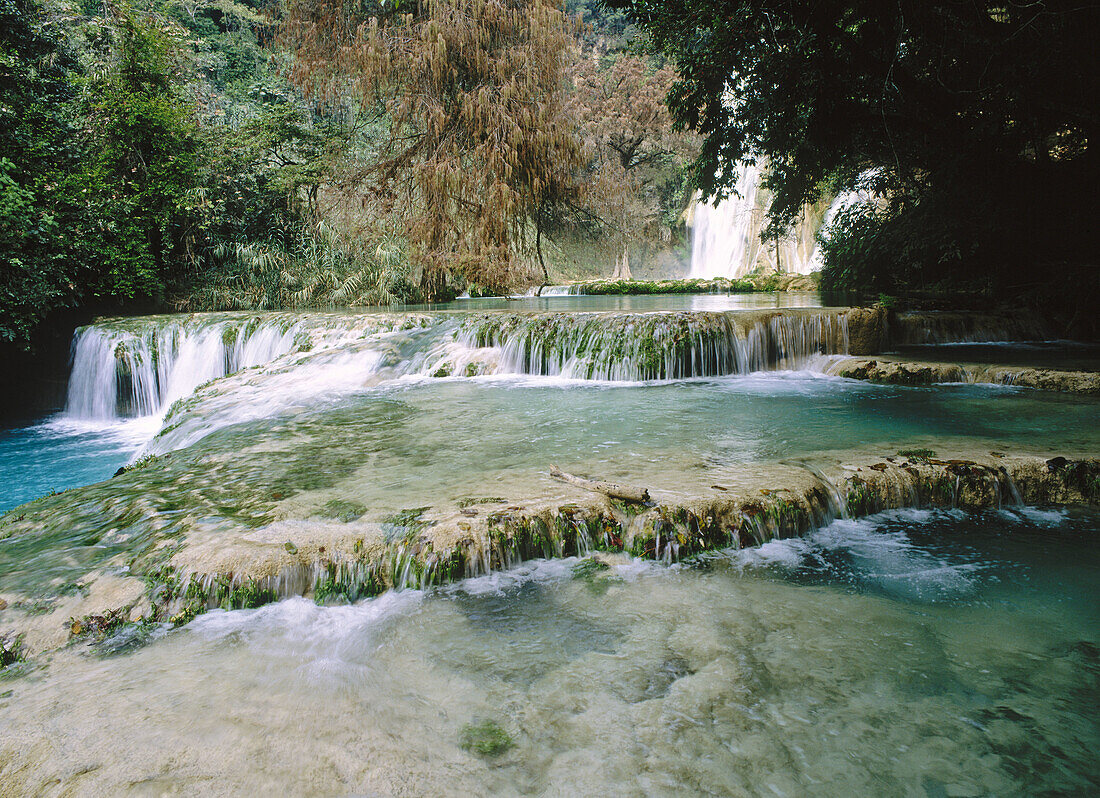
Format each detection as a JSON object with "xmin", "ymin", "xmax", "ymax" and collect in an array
[
  {"xmin": 571, "ymin": 51, "xmax": 694, "ymax": 278},
  {"xmin": 607, "ymin": 0, "xmax": 1099, "ymax": 304},
  {"xmin": 286, "ymin": 0, "xmax": 589, "ymax": 298}
]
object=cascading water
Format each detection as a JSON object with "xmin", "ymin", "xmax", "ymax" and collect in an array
[
  {"xmin": 65, "ymin": 316, "xmax": 301, "ymax": 420},
  {"xmin": 131, "ymin": 309, "xmax": 854, "ymax": 456},
  {"xmin": 689, "ymin": 164, "xmax": 763, "ymax": 279},
  {"xmin": 519, "ymin": 284, "xmax": 576, "ymax": 297},
  {"xmin": 689, "ymin": 162, "xmax": 830, "ymax": 278},
  {"xmin": 57, "ymin": 305, "xmax": 1077, "ymax": 466},
  {"xmin": 806, "ymin": 175, "xmax": 882, "ymax": 272},
  {"xmin": 453, "ymin": 310, "xmax": 850, "ymax": 380}
]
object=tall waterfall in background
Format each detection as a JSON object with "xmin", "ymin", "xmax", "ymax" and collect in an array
[
  {"xmin": 689, "ymin": 163, "xmax": 831, "ymax": 278},
  {"xmin": 806, "ymin": 178, "xmax": 880, "ymax": 272},
  {"xmin": 689, "ymin": 164, "xmax": 763, "ymax": 279}
]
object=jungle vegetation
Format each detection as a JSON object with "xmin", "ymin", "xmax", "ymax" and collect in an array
[
  {"xmin": 1, "ymin": 0, "xmax": 697, "ymax": 353},
  {"xmin": 3, "ymin": 0, "xmax": 1096, "ymax": 365},
  {"xmin": 607, "ymin": 0, "xmax": 1099, "ymax": 329}
]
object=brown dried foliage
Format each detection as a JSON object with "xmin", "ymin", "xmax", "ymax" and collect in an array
[
  {"xmin": 285, "ymin": 0, "xmax": 587, "ymax": 296},
  {"xmin": 569, "ymin": 52, "xmax": 696, "ymax": 274}
]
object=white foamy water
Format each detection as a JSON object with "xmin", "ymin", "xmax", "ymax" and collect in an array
[
  {"xmin": 1, "ymin": 509, "xmax": 1095, "ymax": 796},
  {"xmin": 689, "ymin": 162, "xmax": 833, "ymax": 278},
  {"xmin": 101, "ymin": 308, "xmax": 855, "ymax": 455},
  {"xmin": 66, "ymin": 316, "xmax": 300, "ymax": 421},
  {"xmin": 690, "ymin": 163, "xmax": 764, "ymax": 279}
]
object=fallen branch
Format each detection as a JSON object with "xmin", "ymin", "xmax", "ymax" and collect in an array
[{"xmin": 549, "ymin": 465, "xmax": 650, "ymax": 504}]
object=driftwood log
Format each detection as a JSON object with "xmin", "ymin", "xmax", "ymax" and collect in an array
[{"xmin": 548, "ymin": 465, "xmax": 650, "ymax": 504}]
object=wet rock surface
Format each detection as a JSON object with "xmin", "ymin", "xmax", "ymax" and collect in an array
[
  {"xmin": 845, "ymin": 306, "xmax": 888, "ymax": 355},
  {"xmin": 827, "ymin": 357, "xmax": 1100, "ymax": 395},
  {"xmin": 1, "ymin": 448, "xmax": 1096, "ymax": 658}
]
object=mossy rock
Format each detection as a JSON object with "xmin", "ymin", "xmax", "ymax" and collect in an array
[
  {"xmin": 0, "ymin": 635, "xmax": 25, "ymax": 668},
  {"xmin": 571, "ymin": 557, "xmax": 610, "ymax": 580}
]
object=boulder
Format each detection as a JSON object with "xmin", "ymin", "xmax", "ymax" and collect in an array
[{"xmin": 846, "ymin": 306, "xmax": 888, "ymax": 355}]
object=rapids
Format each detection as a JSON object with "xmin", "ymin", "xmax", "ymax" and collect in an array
[
  {"xmin": 0, "ymin": 508, "xmax": 1096, "ymax": 795},
  {"xmin": 2, "ymin": 303, "xmax": 1097, "ymax": 513}
]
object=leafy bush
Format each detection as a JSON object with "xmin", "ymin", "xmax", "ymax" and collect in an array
[{"xmin": 185, "ymin": 223, "xmax": 416, "ymax": 311}]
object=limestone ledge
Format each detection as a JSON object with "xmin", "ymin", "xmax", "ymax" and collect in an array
[
  {"xmin": 1, "ymin": 451, "xmax": 1097, "ymax": 657},
  {"xmin": 826, "ymin": 357, "xmax": 1100, "ymax": 395}
]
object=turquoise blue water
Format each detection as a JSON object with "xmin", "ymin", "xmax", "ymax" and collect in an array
[
  {"xmin": 3, "ymin": 375, "xmax": 1099, "ymax": 515},
  {"xmin": 0, "ymin": 417, "xmax": 150, "ymax": 512},
  {"xmin": 0, "ymin": 299, "xmax": 1097, "ymax": 795}
]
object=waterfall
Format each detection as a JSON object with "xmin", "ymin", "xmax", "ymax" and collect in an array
[
  {"xmin": 519, "ymin": 285, "xmax": 576, "ymax": 297},
  {"xmin": 688, "ymin": 163, "xmax": 833, "ymax": 278},
  {"xmin": 688, "ymin": 162, "xmax": 897, "ymax": 278},
  {"xmin": 66, "ymin": 317, "xmax": 300, "ymax": 421},
  {"xmin": 689, "ymin": 164, "xmax": 763, "ymax": 279},
  {"xmin": 61, "ymin": 306, "xmax": 1076, "ymax": 463},
  {"xmin": 457, "ymin": 310, "xmax": 850, "ymax": 381},
  {"xmin": 69, "ymin": 310, "xmax": 854, "ymax": 428},
  {"xmin": 67, "ymin": 307, "xmax": 1055, "ymax": 431}
]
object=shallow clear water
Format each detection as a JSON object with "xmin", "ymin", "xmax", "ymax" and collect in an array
[
  {"xmin": 2, "ymin": 300, "xmax": 1097, "ymax": 795},
  {"xmin": 894, "ymin": 340, "xmax": 1100, "ymax": 372},
  {"xmin": 2, "ymin": 373, "xmax": 1098, "ymax": 520},
  {"xmin": 1, "ymin": 508, "xmax": 1095, "ymax": 796},
  {"xmin": 150, "ymin": 375, "xmax": 1100, "ymax": 517}
]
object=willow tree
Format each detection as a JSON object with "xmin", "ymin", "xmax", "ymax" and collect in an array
[{"xmin": 286, "ymin": 0, "xmax": 586, "ymax": 298}]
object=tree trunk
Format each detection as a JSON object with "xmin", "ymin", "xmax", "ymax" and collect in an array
[
  {"xmin": 419, "ymin": 264, "xmax": 447, "ymax": 302},
  {"xmin": 612, "ymin": 243, "xmax": 632, "ymax": 280},
  {"xmin": 535, "ymin": 210, "xmax": 550, "ymax": 297},
  {"xmin": 549, "ymin": 465, "xmax": 650, "ymax": 504}
]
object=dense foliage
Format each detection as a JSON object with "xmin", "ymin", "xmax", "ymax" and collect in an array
[
  {"xmin": 0, "ymin": 0, "xmax": 80, "ymax": 345},
  {"xmin": 70, "ymin": 13, "xmax": 202, "ymax": 303},
  {"xmin": 571, "ymin": 51, "xmax": 695, "ymax": 279},
  {"xmin": 607, "ymin": 0, "xmax": 1099, "ymax": 311},
  {"xmin": 2, "ymin": 0, "xmax": 698, "ymax": 351},
  {"xmin": 286, "ymin": 0, "xmax": 588, "ymax": 299},
  {"xmin": 0, "ymin": 0, "xmax": 359, "ymax": 349}
]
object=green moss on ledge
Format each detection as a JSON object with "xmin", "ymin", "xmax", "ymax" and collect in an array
[
  {"xmin": 561, "ymin": 273, "xmax": 819, "ymax": 296},
  {"xmin": 2, "ymin": 451, "xmax": 1097, "ymax": 660}
]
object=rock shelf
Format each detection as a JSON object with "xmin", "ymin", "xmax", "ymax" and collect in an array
[
  {"xmin": 1, "ymin": 448, "xmax": 1096, "ymax": 657},
  {"xmin": 825, "ymin": 357, "xmax": 1100, "ymax": 395}
]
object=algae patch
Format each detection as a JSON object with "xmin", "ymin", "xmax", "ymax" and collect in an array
[
  {"xmin": 898, "ymin": 448, "xmax": 937, "ymax": 461},
  {"xmin": 460, "ymin": 720, "xmax": 514, "ymax": 757},
  {"xmin": 316, "ymin": 499, "xmax": 367, "ymax": 522}
]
